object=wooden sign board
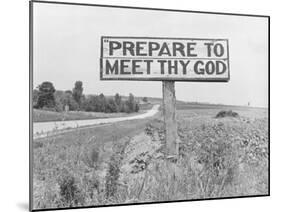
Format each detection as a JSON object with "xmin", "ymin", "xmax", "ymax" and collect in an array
[{"xmin": 100, "ymin": 36, "xmax": 230, "ymax": 82}]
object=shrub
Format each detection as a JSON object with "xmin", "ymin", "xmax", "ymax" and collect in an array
[
  {"xmin": 34, "ymin": 142, "xmax": 44, "ymax": 149},
  {"xmin": 120, "ymin": 102, "xmax": 130, "ymax": 113},
  {"xmin": 105, "ymin": 98, "xmax": 118, "ymax": 113},
  {"xmin": 82, "ymin": 147, "xmax": 99, "ymax": 169},
  {"xmin": 144, "ymin": 119, "xmax": 165, "ymax": 147},
  {"xmin": 178, "ymin": 122, "xmax": 241, "ymax": 197},
  {"xmin": 53, "ymin": 90, "xmax": 79, "ymax": 112},
  {"xmin": 215, "ymin": 110, "xmax": 239, "ymax": 118},
  {"xmin": 82, "ymin": 95, "xmax": 98, "ymax": 112},
  {"xmin": 105, "ymin": 140, "xmax": 129, "ymax": 201},
  {"xmin": 142, "ymin": 97, "xmax": 148, "ymax": 102},
  {"xmin": 105, "ymin": 156, "xmax": 120, "ymax": 200},
  {"xmin": 57, "ymin": 172, "xmax": 84, "ymax": 207},
  {"xmin": 82, "ymin": 173, "xmax": 100, "ymax": 199}
]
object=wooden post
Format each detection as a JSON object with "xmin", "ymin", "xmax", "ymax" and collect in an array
[
  {"xmin": 162, "ymin": 81, "xmax": 178, "ymax": 160},
  {"xmin": 162, "ymin": 81, "xmax": 179, "ymax": 199}
]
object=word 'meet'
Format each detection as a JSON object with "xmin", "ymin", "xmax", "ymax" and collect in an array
[{"xmin": 100, "ymin": 37, "xmax": 230, "ymax": 81}]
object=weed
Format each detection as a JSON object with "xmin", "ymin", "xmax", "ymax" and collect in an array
[
  {"xmin": 57, "ymin": 171, "xmax": 84, "ymax": 207},
  {"xmin": 82, "ymin": 147, "xmax": 99, "ymax": 169},
  {"xmin": 105, "ymin": 156, "xmax": 121, "ymax": 200},
  {"xmin": 215, "ymin": 110, "xmax": 239, "ymax": 118},
  {"xmin": 34, "ymin": 142, "xmax": 44, "ymax": 149}
]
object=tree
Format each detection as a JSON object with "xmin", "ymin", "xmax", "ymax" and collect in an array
[
  {"xmin": 72, "ymin": 81, "xmax": 83, "ymax": 109},
  {"xmin": 98, "ymin": 93, "xmax": 106, "ymax": 112},
  {"xmin": 54, "ymin": 90, "xmax": 79, "ymax": 112},
  {"xmin": 65, "ymin": 93, "xmax": 79, "ymax": 111},
  {"xmin": 82, "ymin": 95, "xmax": 98, "ymax": 112},
  {"xmin": 120, "ymin": 102, "xmax": 130, "ymax": 113},
  {"xmin": 106, "ymin": 98, "xmax": 118, "ymax": 113},
  {"xmin": 114, "ymin": 93, "xmax": 122, "ymax": 112},
  {"xmin": 114, "ymin": 93, "xmax": 122, "ymax": 106},
  {"xmin": 33, "ymin": 89, "xmax": 39, "ymax": 107},
  {"xmin": 36, "ymin": 81, "xmax": 56, "ymax": 109},
  {"xmin": 124, "ymin": 93, "xmax": 139, "ymax": 113},
  {"xmin": 54, "ymin": 90, "xmax": 65, "ymax": 112},
  {"xmin": 127, "ymin": 93, "xmax": 135, "ymax": 112},
  {"xmin": 142, "ymin": 97, "xmax": 148, "ymax": 102},
  {"xmin": 135, "ymin": 102, "xmax": 139, "ymax": 112}
]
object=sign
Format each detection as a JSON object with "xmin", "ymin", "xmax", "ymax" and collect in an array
[
  {"xmin": 100, "ymin": 36, "xmax": 230, "ymax": 81},
  {"xmin": 99, "ymin": 36, "xmax": 231, "ymax": 162}
]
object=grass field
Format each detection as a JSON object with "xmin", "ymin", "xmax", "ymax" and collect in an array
[
  {"xmin": 33, "ymin": 103, "xmax": 152, "ymax": 123},
  {"xmin": 32, "ymin": 102, "xmax": 268, "ymax": 209}
]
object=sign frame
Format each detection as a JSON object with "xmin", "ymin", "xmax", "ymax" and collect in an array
[{"xmin": 100, "ymin": 36, "xmax": 230, "ymax": 82}]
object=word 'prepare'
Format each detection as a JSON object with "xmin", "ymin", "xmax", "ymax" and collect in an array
[{"xmin": 100, "ymin": 37, "xmax": 229, "ymax": 81}]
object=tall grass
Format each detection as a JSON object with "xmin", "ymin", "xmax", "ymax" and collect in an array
[
  {"xmin": 114, "ymin": 116, "xmax": 268, "ymax": 202},
  {"xmin": 33, "ymin": 109, "xmax": 268, "ymax": 209}
]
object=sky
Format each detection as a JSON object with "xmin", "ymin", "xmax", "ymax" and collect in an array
[{"xmin": 33, "ymin": 2, "xmax": 268, "ymax": 107}]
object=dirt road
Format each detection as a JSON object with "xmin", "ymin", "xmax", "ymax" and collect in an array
[{"xmin": 33, "ymin": 104, "xmax": 160, "ymax": 139}]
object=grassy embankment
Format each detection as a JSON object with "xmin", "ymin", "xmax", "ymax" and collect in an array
[
  {"xmin": 33, "ymin": 102, "xmax": 268, "ymax": 209},
  {"xmin": 32, "ymin": 114, "xmax": 159, "ymax": 209}
]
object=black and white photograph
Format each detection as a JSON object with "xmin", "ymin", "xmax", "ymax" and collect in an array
[{"xmin": 30, "ymin": 1, "xmax": 269, "ymax": 211}]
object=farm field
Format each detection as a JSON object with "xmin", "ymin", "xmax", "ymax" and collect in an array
[{"xmin": 32, "ymin": 103, "xmax": 268, "ymax": 209}]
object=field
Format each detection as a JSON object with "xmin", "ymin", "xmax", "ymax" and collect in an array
[
  {"xmin": 33, "ymin": 103, "xmax": 152, "ymax": 122},
  {"xmin": 32, "ymin": 103, "xmax": 268, "ymax": 209}
]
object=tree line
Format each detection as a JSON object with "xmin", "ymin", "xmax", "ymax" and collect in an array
[{"xmin": 33, "ymin": 81, "xmax": 140, "ymax": 113}]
